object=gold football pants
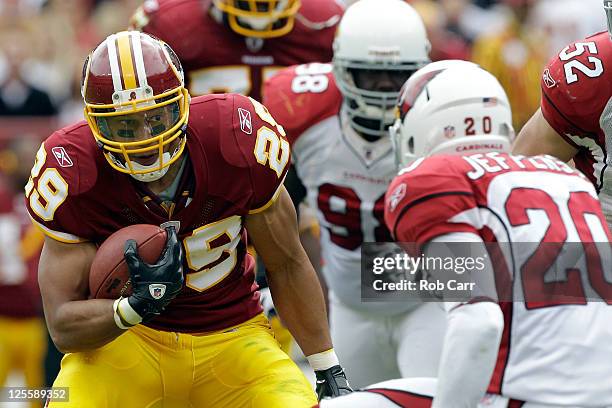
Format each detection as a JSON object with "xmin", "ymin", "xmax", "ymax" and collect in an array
[
  {"xmin": 0, "ymin": 316, "xmax": 46, "ymax": 408},
  {"xmin": 47, "ymin": 313, "xmax": 316, "ymax": 408}
]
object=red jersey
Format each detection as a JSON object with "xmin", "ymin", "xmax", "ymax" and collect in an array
[
  {"xmin": 131, "ymin": 0, "xmax": 343, "ymax": 101},
  {"xmin": 263, "ymin": 63, "xmax": 342, "ymax": 143},
  {"xmin": 540, "ymin": 31, "xmax": 612, "ymax": 214},
  {"xmin": 385, "ymin": 153, "xmax": 612, "ymax": 405},
  {"xmin": 25, "ymin": 94, "xmax": 290, "ymax": 332}
]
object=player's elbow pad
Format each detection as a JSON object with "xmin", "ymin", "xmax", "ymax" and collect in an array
[{"xmin": 448, "ymin": 302, "xmax": 504, "ymax": 349}]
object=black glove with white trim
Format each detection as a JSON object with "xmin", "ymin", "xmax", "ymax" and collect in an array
[
  {"xmin": 315, "ymin": 365, "xmax": 352, "ymax": 400},
  {"xmin": 121, "ymin": 227, "xmax": 184, "ymax": 323}
]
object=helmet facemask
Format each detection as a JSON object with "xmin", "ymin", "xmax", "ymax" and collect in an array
[
  {"xmin": 213, "ymin": 0, "xmax": 301, "ymax": 38},
  {"xmin": 331, "ymin": 0, "xmax": 430, "ymax": 140},
  {"xmin": 82, "ymin": 32, "xmax": 190, "ymax": 182},
  {"xmin": 334, "ymin": 59, "xmax": 426, "ymax": 140},
  {"xmin": 89, "ymin": 98, "xmax": 188, "ymax": 182}
]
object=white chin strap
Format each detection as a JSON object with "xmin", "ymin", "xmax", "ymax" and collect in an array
[
  {"xmin": 237, "ymin": 0, "xmax": 288, "ymax": 30},
  {"xmin": 238, "ymin": 15, "xmax": 276, "ymax": 30},
  {"xmin": 129, "ymin": 151, "xmax": 173, "ymax": 183}
]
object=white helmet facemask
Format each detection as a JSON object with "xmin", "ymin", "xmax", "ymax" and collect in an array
[
  {"xmin": 333, "ymin": 0, "xmax": 431, "ymax": 140},
  {"xmin": 336, "ymin": 61, "xmax": 427, "ymax": 139}
]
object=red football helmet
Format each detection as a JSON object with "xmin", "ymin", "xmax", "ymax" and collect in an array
[
  {"xmin": 82, "ymin": 31, "xmax": 190, "ymax": 182},
  {"xmin": 213, "ymin": 0, "xmax": 301, "ymax": 38}
]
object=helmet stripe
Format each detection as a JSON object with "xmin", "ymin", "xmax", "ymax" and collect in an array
[
  {"xmin": 117, "ymin": 32, "xmax": 137, "ymax": 90},
  {"xmin": 130, "ymin": 31, "xmax": 148, "ymax": 88},
  {"xmin": 106, "ymin": 34, "xmax": 123, "ymax": 93}
]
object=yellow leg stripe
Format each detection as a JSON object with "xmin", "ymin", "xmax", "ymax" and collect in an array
[{"xmin": 117, "ymin": 34, "xmax": 137, "ymax": 90}]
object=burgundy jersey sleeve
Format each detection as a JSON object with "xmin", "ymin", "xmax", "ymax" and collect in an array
[
  {"xmin": 130, "ymin": 0, "xmax": 208, "ymax": 63},
  {"xmin": 24, "ymin": 123, "xmax": 98, "ymax": 243},
  {"xmin": 384, "ymin": 156, "xmax": 479, "ymax": 245},
  {"xmin": 540, "ymin": 31, "xmax": 611, "ymax": 147},
  {"xmin": 292, "ymin": 0, "xmax": 344, "ymax": 61},
  {"xmin": 220, "ymin": 93, "xmax": 291, "ymax": 212},
  {"xmin": 263, "ymin": 63, "xmax": 342, "ymax": 145}
]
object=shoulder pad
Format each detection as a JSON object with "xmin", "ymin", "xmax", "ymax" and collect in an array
[
  {"xmin": 296, "ymin": 0, "xmax": 344, "ymax": 27},
  {"xmin": 188, "ymin": 94, "xmax": 291, "ymax": 212},
  {"xmin": 263, "ymin": 63, "xmax": 342, "ymax": 145},
  {"xmin": 384, "ymin": 156, "xmax": 476, "ymax": 244},
  {"xmin": 541, "ymin": 31, "xmax": 611, "ymax": 137},
  {"xmin": 24, "ymin": 122, "xmax": 99, "ymax": 242},
  {"xmin": 130, "ymin": 0, "xmax": 209, "ymax": 62}
]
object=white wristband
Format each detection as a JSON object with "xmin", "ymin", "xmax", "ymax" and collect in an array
[
  {"xmin": 113, "ymin": 298, "xmax": 142, "ymax": 330},
  {"xmin": 113, "ymin": 299, "xmax": 131, "ymax": 330},
  {"xmin": 307, "ymin": 349, "xmax": 339, "ymax": 371}
]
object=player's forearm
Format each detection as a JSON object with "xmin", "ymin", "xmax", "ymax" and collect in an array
[
  {"xmin": 512, "ymin": 108, "xmax": 577, "ymax": 161},
  {"xmin": 266, "ymin": 253, "xmax": 332, "ymax": 356},
  {"xmin": 48, "ymin": 298, "xmax": 124, "ymax": 353},
  {"xmin": 433, "ymin": 302, "xmax": 503, "ymax": 408}
]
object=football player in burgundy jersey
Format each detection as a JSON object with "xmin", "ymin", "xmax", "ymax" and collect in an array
[
  {"xmin": 0, "ymin": 151, "xmax": 46, "ymax": 406},
  {"xmin": 26, "ymin": 31, "xmax": 350, "ymax": 407},
  {"xmin": 385, "ymin": 62, "xmax": 612, "ymax": 406},
  {"xmin": 513, "ymin": 2, "xmax": 612, "ymax": 229},
  {"xmin": 263, "ymin": 0, "xmax": 450, "ymax": 389},
  {"xmin": 129, "ymin": 0, "xmax": 344, "ymax": 102},
  {"xmin": 129, "ymin": 0, "xmax": 345, "ymax": 351}
]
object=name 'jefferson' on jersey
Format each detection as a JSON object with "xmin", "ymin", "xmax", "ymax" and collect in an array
[{"xmin": 385, "ymin": 153, "xmax": 612, "ymax": 406}]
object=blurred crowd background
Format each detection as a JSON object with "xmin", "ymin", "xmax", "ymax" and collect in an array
[{"xmin": 0, "ymin": 0, "xmax": 607, "ymax": 406}]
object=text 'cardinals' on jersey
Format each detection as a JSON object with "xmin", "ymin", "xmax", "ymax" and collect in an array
[
  {"xmin": 540, "ymin": 31, "xmax": 612, "ymax": 225},
  {"xmin": 131, "ymin": 0, "xmax": 343, "ymax": 101},
  {"xmin": 385, "ymin": 153, "xmax": 612, "ymax": 406},
  {"xmin": 25, "ymin": 93, "xmax": 290, "ymax": 333}
]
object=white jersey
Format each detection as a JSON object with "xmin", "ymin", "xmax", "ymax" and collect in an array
[
  {"xmin": 264, "ymin": 63, "xmax": 415, "ymax": 315},
  {"xmin": 386, "ymin": 153, "xmax": 612, "ymax": 405}
]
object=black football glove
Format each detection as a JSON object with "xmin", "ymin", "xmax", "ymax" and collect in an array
[
  {"xmin": 123, "ymin": 226, "xmax": 184, "ymax": 322},
  {"xmin": 315, "ymin": 365, "xmax": 352, "ymax": 400}
]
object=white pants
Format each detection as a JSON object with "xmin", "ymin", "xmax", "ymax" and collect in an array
[
  {"xmin": 320, "ymin": 378, "xmax": 611, "ymax": 408},
  {"xmin": 480, "ymin": 394, "xmax": 608, "ymax": 408},
  {"xmin": 329, "ymin": 292, "xmax": 447, "ymax": 389}
]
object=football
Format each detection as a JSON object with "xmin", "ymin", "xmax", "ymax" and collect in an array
[{"xmin": 89, "ymin": 224, "xmax": 167, "ymax": 299}]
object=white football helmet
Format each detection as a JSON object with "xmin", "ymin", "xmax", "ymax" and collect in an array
[
  {"xmin": 390, "ymin": 60, "xmax": 514, "ymax": 168},
  {"xmin": 333, "ymin": 0, "xmax": 430, "ymax": 139},
  {"xmin": 605, "ymin": 0, "xmax": 612, "ymax": 38}
]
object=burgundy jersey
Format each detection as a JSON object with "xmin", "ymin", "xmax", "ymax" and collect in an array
[
  {"xmin": 0, "ymin": 190, "xmax": 43, "ymax": 319},
  {"xmin": 540, "ymin": 31, "xmax": 612, "ymax": 225},
  {"xmin": 385, "ymin": 153, "xmax": 612, "ymax": 405},
  {"xmin": 25, "ymin": 93, "xmax": 290, "ymax": 332},
  {"xmin": 131, "ymin": 0, "xmax": 343, "ymax": 101}
]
